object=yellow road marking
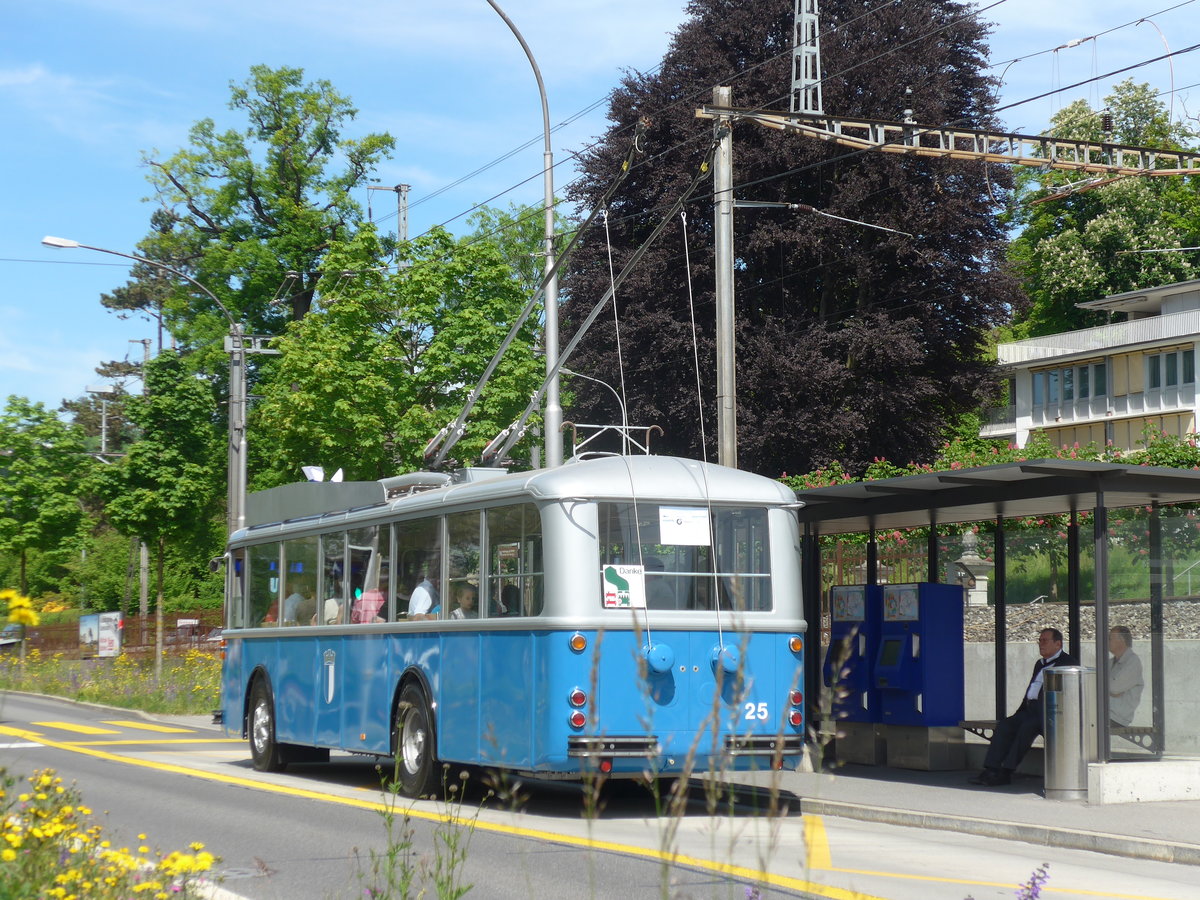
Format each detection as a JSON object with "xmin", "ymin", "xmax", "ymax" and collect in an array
[
  {"xmin": 13, "ymin": 722, "xmax": 1185, "ymax": 900},
  {"xmin": 0, "ymin": 724, "xmax": 43, "ymax": 738},
  {"xmin": 803, "ymin": 814, "xmax": 833, "ymax": 869},
  {"xmin": 31, "ymin": 720, "xmax": 119, "ymax": 735},
  {"xmin": 9, "ymin": 722, "xmax": 882, "ymax": 900},
  {"xmin": 102, "ymin": 720, "xmax": 196, "ymax": 733},
  {"xmin": 69, "ymin": 738, "xmax": 243, "ymax": 747}
]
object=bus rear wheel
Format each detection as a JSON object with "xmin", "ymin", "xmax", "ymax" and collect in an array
[
  {"xmin": 394, "ymin": 683, "xmax": 436, "ymax": 798},
  {"xmin": 249, "ymin": 680, "xmax": 287, "ymax": 772}
]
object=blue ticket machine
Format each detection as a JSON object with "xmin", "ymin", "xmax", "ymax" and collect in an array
[
  {"xmin": 823, "ymin": 585, "xmax": 881, "ymax": 723},
  {"xmin": 874, "ymin": 582, "xmax": 964, "ymax": 727}
]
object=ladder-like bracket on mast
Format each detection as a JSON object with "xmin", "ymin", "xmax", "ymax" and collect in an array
[{"xmin": 696, "ymin": 106, "xmax": 1200, "ymax": 179}]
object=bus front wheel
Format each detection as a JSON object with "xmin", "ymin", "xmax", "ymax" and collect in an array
[
  {"xmin": 249, "ymin": 680, "xmax": 287, "ymax": 772},
  {"xmin": 394, "ymin": 683, "xmax": 436, "ymax": 798}
]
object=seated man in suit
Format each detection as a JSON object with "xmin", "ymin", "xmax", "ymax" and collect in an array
[{"xmin": 970, "ymin": 627, "xmax": 1079, "ymax": 787}]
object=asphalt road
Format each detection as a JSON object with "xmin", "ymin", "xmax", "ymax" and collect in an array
[
  {"xmin": 4, "ymin": 693, "xmax": 1200, "ymax": 900},
  {"xmin": 0, "ymin": 693, "xmax": 811, "ymax": 899}
]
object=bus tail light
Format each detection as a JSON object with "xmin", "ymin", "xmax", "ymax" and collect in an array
[
  {"xmin": 789, "ymin": 689, "xmax": 803, "ymax": 707},
  {"xmin": 599, "ymin": 758, "xmax": 612, "ymax": 773},
  {"xmin": 788, "ymin": 635, "xmax": 803, "ymax": 654},
  {"xmin": 788, "ymin": 709, "xmax": 803, "ymax": 727},
  {"xmin": 569, "ymin": 632, "xmax": 588, "ymax": 652},
  {"xmin": 569, "ymin": 688, "xmax": 587, "ymax": 708},
  {"xmin": 569, "ymin": 711, "xmax": 586, "ymax": 729}
]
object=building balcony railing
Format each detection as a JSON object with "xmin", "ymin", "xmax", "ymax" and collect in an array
[{"xmin": 998, "ymin": 310, "xmax": 1200, "ymax": 365}]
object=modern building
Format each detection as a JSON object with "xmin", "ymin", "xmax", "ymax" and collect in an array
[{"xmin": 983, "ymin": 278, "xmax": 1200, "ymax": 450}]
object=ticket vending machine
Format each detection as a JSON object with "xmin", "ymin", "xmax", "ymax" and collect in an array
[
  {"xmin": 824, "ymin": 584, "xmax": 885, "ymax": 764},
  {"xmin": 873, "ymin": 582, "xmax": 965, "ymax": 770}
]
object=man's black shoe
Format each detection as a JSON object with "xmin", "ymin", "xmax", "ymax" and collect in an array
[{"xmin": 968, "ymin": 768, "xmax": 1012, "ymax": 786}]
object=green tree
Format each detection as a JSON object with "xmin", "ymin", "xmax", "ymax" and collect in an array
[
  {"xmin": 465, "ymin": 201, "xmax": 563, "ymax": 301},
  {"xmin": 563, "ymin": 0, "xmax": 1020, "ymax": 477},
  {"xmin": 129, "ymin": 66, "xmax": 395, "ymax": 343},
  {"xmin": 0, "ymin": 397, "xmax": 93, "ymax": 594},
  {"xmin": 102, "ymin": 354, "xmax": 222, "ymax": 664},
  {"xmin": 252, "ymin": 227, "xmax": 543, "ymax": 483},
  {"xmin": 1008, "ymin": 80, "xmax": 1200, "ymax": 337}
]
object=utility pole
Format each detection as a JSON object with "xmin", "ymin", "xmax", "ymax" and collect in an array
[
  {"xmin": 130, "ymin": 338, "xmax": 151, "ymax": 647},
  {"xmin": 368, "ymin": 184, "xmax": 411, "ymax": 242},
  {"xmin": 791, "ymin": 0, "xmax": 824, "ymax": 115},
  {"xmin": 713, "ymin": 86, "xmax": 737, "ymax": 469}
]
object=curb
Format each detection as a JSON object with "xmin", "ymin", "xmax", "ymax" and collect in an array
[{"xmin": 799, "ymin": 798, "xmax": 1200, "ymax": 866}]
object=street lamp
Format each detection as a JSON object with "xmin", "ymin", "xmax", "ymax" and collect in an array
[
  {"xmin": 487, "ymin": 1, "xmax": 562, "ymax": 469},
  {"xmin": 42, "ymin": 236, "xmax": 247, "ymax": 535}
]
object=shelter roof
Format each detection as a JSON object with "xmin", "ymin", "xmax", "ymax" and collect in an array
[{"xmin": 792, "ymin": 458, "xmax": 1200, "ymax": 535}]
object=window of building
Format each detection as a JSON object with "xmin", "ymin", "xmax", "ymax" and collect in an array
[
  {"xmin": 1146, "ymin": 350, "xmax": 1196, "ymax": 392},
  {"xmin": 1032, "ymin": 362, "xmax": 1105, "ymax": 407}
]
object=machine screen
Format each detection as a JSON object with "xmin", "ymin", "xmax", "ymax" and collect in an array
[{"xmin": 879, "ymin": 638, "xmax": 903, "ymax": 667}]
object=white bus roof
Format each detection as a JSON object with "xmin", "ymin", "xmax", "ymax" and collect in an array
[{"xmin": 236, "ymin": 455, "xmax": 796, "ymax": 541}]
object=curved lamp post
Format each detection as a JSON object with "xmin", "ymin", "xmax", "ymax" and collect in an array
[
  {"xmin": 42, "ymin": 236, "xmax": 247, "ymax": 536},
  {"xmin": 486, "ymin": 0, "xmax": 562, "ymax": 469}
]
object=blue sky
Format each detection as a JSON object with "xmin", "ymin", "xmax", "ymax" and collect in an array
[{"xmin": 2, "ymin": 0, "xmax": 1196, "ymax": 411}]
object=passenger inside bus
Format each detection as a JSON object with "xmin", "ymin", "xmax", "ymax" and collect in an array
[
  {"xmin": 408, "ymin": 574, "xmax": 440, "ymax": 620},
  {"xmin": 451, "ymin": 584, "xmax": 478, "ymax": 619},
  {"xmin": 314, "ymin": 596, "xmax": 342, "ymax": 625},
  {"xmin": 351, "ymin": 577, "xmax": 387, "ymax": 624},
  {"xmin": 500, "ymin": 583, "xmax": 520, "ymax": 616},
  {"xmin": 282, "ymin": 576, "xmax": 313, "ymax": 625}
]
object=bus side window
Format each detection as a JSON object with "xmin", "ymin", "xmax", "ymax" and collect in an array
[
  {"xmin": 486, "ymin": 503, "xmax": 543, "ymax": 617},
  {"xmin": 281, "ymin": 535, "xmax": 317, "ymax": 626},
  {"xmin": 249, "ymin": 542, "xmax": 281, "ymax": 627},
  {"xmin": 397, "ymin": 517, "xmax": 442, "ymax": 620},
  {"xmin": 319, "ymin": 532, "xmax": 346, "ymax": 625},
  {"xmin": 447, "ymin": 510, "xmax": 481, "ymax": 619}
]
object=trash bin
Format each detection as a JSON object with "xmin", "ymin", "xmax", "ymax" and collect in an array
[{"xmin": 1043, "ymin": 666, "xmax": 1097, "ymax": 801}]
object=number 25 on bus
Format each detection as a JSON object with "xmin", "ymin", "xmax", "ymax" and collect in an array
[{"xmin": 216, "ymin": 455, "xmax": 806, "ymax": 797}]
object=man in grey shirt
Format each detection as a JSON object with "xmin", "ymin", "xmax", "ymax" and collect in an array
[{"xmin": 1108, "ymin": 625, "xmax": 1143, "ymax": 727}]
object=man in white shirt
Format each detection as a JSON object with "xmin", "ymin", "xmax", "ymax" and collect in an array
[
  {"xmin": 1108, "ymin": 625, "xmax": 1144, "ymax": 727},
  {"xmin": 408, "ymin": 574, "xmax": 440, "ymax": 619}
]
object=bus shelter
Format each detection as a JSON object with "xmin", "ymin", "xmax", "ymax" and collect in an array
[{"xmin": 791, "ymin": 458, "xmax": 1200, "ymax": 800}]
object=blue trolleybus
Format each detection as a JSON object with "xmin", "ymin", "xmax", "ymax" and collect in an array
[{"xmin": 218, "ymin": 454, "xmax": 807, "ymax": 796}]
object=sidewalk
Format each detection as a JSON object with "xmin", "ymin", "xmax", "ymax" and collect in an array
[{"xmin": 736, "ymin": 761, "xmax": 1200, "ymax": 866}]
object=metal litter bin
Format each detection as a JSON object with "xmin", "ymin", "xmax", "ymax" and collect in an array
[{"xmin": 1043, "ymin": 666, "xmax": 1097, "ymax": 801}]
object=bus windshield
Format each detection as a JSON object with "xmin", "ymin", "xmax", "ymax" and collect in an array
[{"xmin": 597, "ymin": 502, "xmax": 771, "ymax": 611}]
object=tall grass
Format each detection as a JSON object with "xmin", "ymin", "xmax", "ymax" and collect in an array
[{"xmin": 0, "ymin": 648, "xmax": 220, "ymax": 715}]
